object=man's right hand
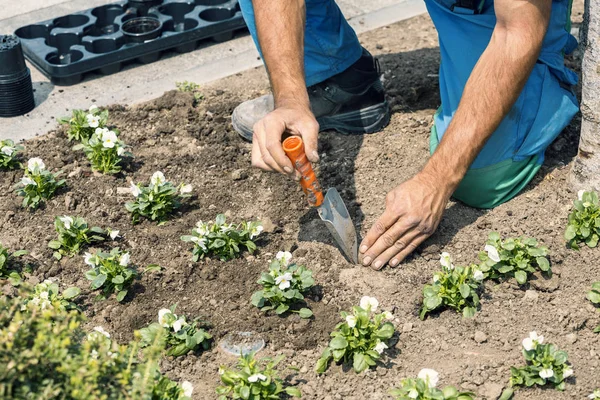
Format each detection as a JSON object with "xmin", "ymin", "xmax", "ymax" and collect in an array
[{"xmin": 251, "ymin": 103, "xmax": 320, "ymax": 176}]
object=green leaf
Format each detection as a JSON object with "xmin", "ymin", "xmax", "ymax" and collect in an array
[
  {"xmin": 498, "ymin": 389, "xmax": 514, "ymax": 400},
  {"xmin": 353, "ymin": 352, "xmax": 369, "ymax": 373},
  {"xmin": 275, "ymin": 303, "xmax": 289, "ymax": 314},
  {"xmin": 144, "ymin": 264, "xmax": 162, "ymax": 273},
  {"xmin": 587, "ymin": 290, "xmax": 600, "ymax": 304},
  {"xmin": 112, "ymin": 275, "xmax": 125, "ymax": 284},
  {"xmin": 498, "ymin": 265, "xmax": 514, "ymax": 274},
  {"xmin": 536, "ymin": 257, "xmax": 550, "ymax": 272},
  {"xmin": 251, "ymin": 291, "xmax": 265, "ymax": 307},
  {"xmin": 315, "ymin": 356, "xmax": 330, "ymax": 374},
  {"xmin": 564, "ymin": 225, "xmax": 577, "ymax": 241},
  {"xmin": 515, "ymin": 270, "xmax": 528, "ymax": 285},
  {"xmin": 463, "ymin": 307, "xmax": 476, "ymax": 318},
  {"xmin": 424, "ymin": 295, "xmax": 442, "ymax": 310},
  {"xmin": 239, "ymin": 385, "xmax": 250, "ymax": 399},
  {"xmin": 329, "ymin": 336, "xmax": 348, "ymax": 350},
  {"xmin": 592, "ymin": 282, "xmax": 600, "ymax": 292},
  {"xmin": 116, "ymin": 290, "xmax": 127, "ymax": 302},
  {"xmin": 91, "ymin": 274, "xmax": 107, "ymax": 289},
  {"xmin": 285, "ymin": 387, "xmax": 302, "ymax": 397},
  {"xmin": 375, "ymin": 323, "xmax": 395, "ymax": 339},
  {"xmin": 11, "ymin": 250, "xmax": 28, "ymax": 257},
  {"xmin": 48, "ymin": 240, "xmax": 62, "ymax": 249},
  {"xmin": 298, "ymin": 308, "xmax": 313, "ymax": 319},
  {"xmin": 62, "ymin": 287, "xmax": 80, "ymax": 299},
  {"xmin": 459, "ymin": 283, "xmax": 471, "ymax": 299}
]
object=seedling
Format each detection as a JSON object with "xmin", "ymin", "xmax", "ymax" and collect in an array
[
  {"xmin": 587, "ymin": 282, "xmax": 600, "ymax": 333},
  {"xmin": 565, "ymin": 190, "xmax": 600, "ymax": 249},
  {"xmin": 14, "ymin": 158, "xmax": 66, "ymax": 210},
  {"xmin": 176, "ymin": 81, "xmax": 203, "ymax": 103},
  {"xmin": 0, "ymin": 243, "xmax": 27, "ymax": 285},
  {"xmin": 0, "ymin": 139, "xmax": 23, "ymax": 170},
  {"xmin": 58, "ymin": 105, "xmax": 109, "ymax": 142},
  {"xmin": 74, "ymin": 127, "xmax": 132, "ymax": 174},
  {"xmin": 84, "ymin": 248, "xmax": 137, "ymax": 302},
  {"xmin": 478, "ymin": 232, "xmax": 550, "ymax": 284},
  {"xmin": 420, "ymin": 253, "xmax": 483, "ymax": 319},
  {"xmin": 125, "ymin": 171, "xmax": 192, "ymax": 224},
  {"xmin": 140, "ymin": 306, "xmax": 212, "ymax": 357},
  {"xmin": 48, "ymin": 215, "xmax": 118, "ymax": 259},
  {"xmin": 251, "ymin": 251, "xmax": 314, "ymax": 318},
  {"xmin": 21, "ymin": 279, "xmax": 80, "ymax": 311},
  {"xmin": 390, "ymin": 368, "xmax": 475, "ymax": 400},
  {"xmin": 316, "ymin": 296, "xmax": 395, "ymax": 374},
  {"xmin": 181, "ymin": 214, "xmax": 262, "ymax": 261},
  {"xmin": 216, "ymin": 352, "xmax": 301, "ymax": 399}
]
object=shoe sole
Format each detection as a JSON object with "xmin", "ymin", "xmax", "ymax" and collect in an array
[{"xmin": 234, "ymin": 100, "xmax": 390, "ymax": 142}]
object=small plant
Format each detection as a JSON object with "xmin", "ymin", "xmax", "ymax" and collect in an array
[
  {"xmin": 390, "ymin": 368, "xmax": 475, "ymax": 400},
  {"xmin": 587, "ymin": 282, "xmax": 600, "ymax": 333},
  {"xmin": 84, "ymin": 248, "xmax": 137, "ymax": 302},
  {"xmin": 74, "ymin": 127, "xmax": 132, "ymax": 174},
  {"xmin": 420, "ymin": 253, "xmax": 483, "ymax": 320},
  {"xmin": 251, "ymin": 251, "xmax": 314, "ymax": 318},
  {"xmin": 589, "ymin": 389, "xmax": 600, "ymax": 399},
  {"xmin": 140, "ymin": 306, "xmax": 212, "ymax": 357},
  {"xmin": 176, "ymin": 81, "xmax": 203, "ymax": 103},
  {"xmin": 126, "ymin": 171, "xmax": 192, "ymax": 224},
  {"xmin": 14, "ymin": 158, "xmax": 66, "ymax": 209},
  {"xmin": 216, "ymin": 352, "xmax": 301, "ymax": 399},
  {"xmin": 58, "ymin": 104, "xmax": 109, "ymax": 142},
  {"xmin": 0, "ymin": 243, "xmax": 27, "ymax": 285},
  {"xmin": 508, "ymin": 332, "xmax": 573, "ymax": 391},
  {"xmin": 21, "ymin": 279, "xmax": 80, "ymax": 311},
  {"xmin": 316, "ymin": 296, "xmax": 395, "ymax": 374},
  {"xmin": 181, "ymin": 214, "xmax": 263, "ymax": 261},
  {"xmin": 48, "ymin": 215, "xmax": 119, "ymax": 259},
  {"xmin": 565, "ymin": 190, "xmax": 600, "ymax": 249},
  {"xmin": 478, "ymin": 232, "xmax": 550, "ymax": 284},
  {"xmin": 0, "ymin": 139, "xmax": 23, "ymax": 169}
]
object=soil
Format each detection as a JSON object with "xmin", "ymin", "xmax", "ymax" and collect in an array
[{"xmin": 2, "ymin": 2, "xmax": 599, "ymax": 400}]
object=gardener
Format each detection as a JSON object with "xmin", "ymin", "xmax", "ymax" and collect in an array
[{"xmin": 231, "ymin": 0, "xmax": 579, "ymax": 269}]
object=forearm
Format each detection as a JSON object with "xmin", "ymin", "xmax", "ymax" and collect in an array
[{"xmin": 253, "ymin": 0, "xmax": 308, "ymax": 108}]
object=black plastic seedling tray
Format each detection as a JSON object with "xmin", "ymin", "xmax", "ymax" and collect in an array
[{"xmin": 14, "ymin": 0, "xmax": 246, "ymax": 85}]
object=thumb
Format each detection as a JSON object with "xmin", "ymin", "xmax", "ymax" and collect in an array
[{"xmin": 298, "ymin": 119, "xmax": 319, "ymax": 163}]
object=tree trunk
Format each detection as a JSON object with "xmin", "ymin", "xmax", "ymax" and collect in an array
[{"xmin": 570, "ymin": 0, "xmax": 600, "ymax": 190}]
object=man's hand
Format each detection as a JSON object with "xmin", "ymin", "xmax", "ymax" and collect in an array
[
  {"xmin": 251, "ymin": 103, "xmax": 320, "ymax": 176},
  {"xmin": 359, "ymin": 172, "xmax": 452, "ymax": 270}
]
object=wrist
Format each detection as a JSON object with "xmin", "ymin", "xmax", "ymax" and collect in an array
[
  {"xmin": 274, "ymin": 91, "xmax": 310, "ymax": 110},
  {"xmin": 419, "ymin": 159, "xmax": 465, "ymax": 198}
]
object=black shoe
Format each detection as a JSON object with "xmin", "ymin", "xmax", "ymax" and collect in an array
[{"xmin": 232, "ymin": 48, "xmax": 390, "ymax": 141}]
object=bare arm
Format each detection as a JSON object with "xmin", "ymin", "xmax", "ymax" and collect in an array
[{"xmin": 360, "ymin": 0, "xmax": 553, "ymax": 269}]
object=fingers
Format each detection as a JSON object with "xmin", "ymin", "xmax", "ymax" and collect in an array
[
  {"xmin": 262, "ymin": 117, "xmax": 294, "ymax": 175},
  {"xmin": 369, "ymin": 229, "xmax": 423, "ymax": 270},
  {"xmin": 361, "ymin": 219, "xmax": 418, "ymax": 269},
  {"xmin": 299, "ymin": 119, "xmax": 320, "ymax": 163},
  {"xmin": 388, "ymin": 233, "xmax": 428, "ymax": 268},
  {"xmin": 251, "ymin": 134, "xmax": 272, "ymax": 171},
  {"xmin": 359, "ymin": 209, "xmax": 399, "ymax": 258},
  {"xmin": 253, "ymin": 120, "xmax": 285, "ymax": 174}
]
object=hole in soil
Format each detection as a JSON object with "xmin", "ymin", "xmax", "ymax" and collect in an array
[
  {"xmin": 159, "ymin": 3, "xmax": 199, "ymax": 32},
  {"xmin": 47, "ymin": 33, "xmax": 81, "ymax": 54},
  {"xmin": 199, "ymin": 7, "xmax": 235, "ymax": 22},
  {"xmin": 90, "ymin": 5, "xmax": 124, "ymax": 35},
  {"xmin": 53, "ymin": 15, "xmax": 90, "ymax": 29},
  {"xmin": 85, "ymin": 38, "xmax": 123, "ymax": 54},
  {"xmin": 195, "ymin": 0, "xmax": 229, "ymax": 5},
  {"xmin": 15, "ymin": 24, "xmax": 50, "ymax": 40},
  {"xmin": 46, "ymin": 49, "xmax": 83, "ymax": 65},
  {"xmin": 121, "ymin": 16, "xmax": 162, "ymax": 42}
]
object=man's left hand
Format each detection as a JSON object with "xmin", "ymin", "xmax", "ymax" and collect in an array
[{"xmin": 359, "ymin": 172, "xmax": 452, "ymax": 269}]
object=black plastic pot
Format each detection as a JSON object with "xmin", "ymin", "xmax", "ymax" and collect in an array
[
  {"xmin": 121, "ymin": 17, "xmax": 162, "ymax": 43},
  {"xmin": 0, "ymin": 35, "xmax": 35, "ymax": 117},
  {"xmin": 127, "ymin": 0, "xmax": 163, "ymax": 16}
]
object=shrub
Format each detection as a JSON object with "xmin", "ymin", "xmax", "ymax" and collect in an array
[
  {"xmin": 565, "ymin": 190, "xmax": 600, "ymax": 249},
  {"xmin": 0, "ymin": 139, "xmax": 23, "ymax": 170},
  {"xmin": 58, "ymin": 105, "xmax": 109, "ymax": 142},
  {"xmin": 14, "ymin": 158, "xmax": 66, "ymax": 209},
  {"xmin": 390, "ymin": 368, "xmax": 474, "ymax": 400},
  {"xmin": 0, "ymin": 243, "xmax": 27, "ymax": 285},
  {"xmin": 48, "ymin": 215, "xmax": 118, "ymax": 259},
  {"xmin": 84, "ymin": 248, "xmax": 137, "ymax": 302},
  {"xmin": 74, "ymin": 127, "xmax": 132, "ymax": 174}
]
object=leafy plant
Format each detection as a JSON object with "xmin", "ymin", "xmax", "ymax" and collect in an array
[
  {"xmin": 176, "ymin": 81, "xmax": 203, "ymax": 103},
  {"xmin": 478, "ymin": 232, "xmax": 550, "ymax": 284},
  {"xmin": 21, "ymin": 279, "xmax": 80, "ymax": 311},
  {"xmin": 74, "ymin": 127, "xmax": 132, "ymax": 174},
  {"xmin": 0, "ymin": 289, "xmax": 193, "ymax": 399},
  {"xmin": 420, "ymin": 253, "xmax": 483, "ymax": 320},
  {"xmin": 251, "ymin": 251, "xmax": 314, "ymax": 318},
  {"xmin": 565, "ymin": 190, "xmax": 600, "ymax": 249},
  {"xmin": 508, "ymin": 332, "xmax": 573, "ymax": 391},
  {"xmin": 14, "ymin": 158, "xmax": 66, "ymax": 209},
  {"xmin": 587, "ymin": 282, "xmax": 600, "ymax": 333},
  {"xmin": 0, "ymin": 243, "xmax": 27, "ymax": 285},
  {"xmin": 140, "ymin": 306, "xmax": 212, "ymax": 357},
  {"xmin": 390, "ymin": 368, "xmax": 474, "ymax": 400},
  {"xmin": 48, "ymin": 215, "xmax": 119, "ymax": 259},
  {"xmin": 316, "ymin": 296, "xmax": 395, "ymax": 374},
  {"xmin": 125, "ymin": 171, "xmax": 192, "ymax": 224},
  {"xmin": 84, "ymin": 248, "xmax": 137, "ymax": 302},
  {"xmin": 216, "ymin": 352, "xmax": 301, "ymax": 399},
  {"xmin": 0, "ymin": 139, "xmax": 24, "ymax": 170},
  {"xmin": 589, "ymin": 389, "xmax": 600, "ymax": 399},
  {"xmin": 181, "ymin": 214, "xmax": 263, "ymax": 261},
  {"xmin": 58, "ymin": 104, "xmax": 109, "ymax": 142}
]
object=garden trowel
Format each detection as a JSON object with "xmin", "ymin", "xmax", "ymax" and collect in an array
[{"xmin": 283, "ymin": 136, "xmax": 358, "ymax": 264}]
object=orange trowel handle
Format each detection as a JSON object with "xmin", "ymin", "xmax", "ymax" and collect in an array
[{"xmin": 282, "ymin": 136, "xmax": 324, "ymax": 207}]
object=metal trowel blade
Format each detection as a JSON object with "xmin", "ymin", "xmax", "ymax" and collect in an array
[{"xmin": 317, "ymin": 187, "xmax": 358, "ymax": 264}]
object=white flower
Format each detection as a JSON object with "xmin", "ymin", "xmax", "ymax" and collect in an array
[
  {"xmin": 108, "ymin": 229, "xmax": 120, "ymax": 240},
  {"xmin": 439, "ymin": 252, "xmax": 453, "ymax": 269},
  {"xmin": 374, "ymin": 340, "xmax": 388, "ymax": 354},
  {"xmin": 276, "ymin": 251, "xmax": 292, "ymax": 266},
  {"xmin": 191, "ymin": 236, "xmax": 207, "ymax": 250},
  {"xmin": 539, "ymin": 368, "xmax": 554, "ymax": 379},
  {"xmin": 39, "ymin": 291, "xmax": 49, "ymax": 300},
  {"xmin": 418, "ymin": 368, "xmax": 439, "ymax": 389},
  {"xmin": 43, "ymin": 279, "xmax": 53, "ymax": 285},
  {"xmin": 172, "ymin": 318, "xmax": 185, "ymax": 333},
  {"xmin": 382, "ymin": 311, "xmax": 394, "ymax": 320},
  {"xmin": 41, "ymin": 299, "xmax": 51, "ymax": 309},
  {"xmin": 433, "ymin": 274, "xmax": 441, "ymax": 283},
  {"xmin": 129, "ymin": 181, "xmax": 141, "ymax": 197},
  {"xmin": 484, "ymin": 244, "xmax": 501, "ymax": 263},
  {"xmin": 563, "ymin": 368, "xmax": 574, "ymax": 378},
  {"xmin": 151, "ymin": 171, "xmax": 166, "ymax": 186},
  {"xmin": 89, "ymin": 104, "xmax": 98, "ymax": 112},
  {"xmin": 473, "ymin": 270, "xmax": 484, "ymax": 281},
  {"xmin": 408, "ymin": 388, "xmax": 419, "ymax": 399},
  {"xmin": 93, "ymin": 326, "xmax": 110, "ymax": 338},
  {"xmin": 27, "ymin": 157, "xmax": 45, "ymax": 172},
  {"xmin": 578, "ymin": 190, "xmax": 586, "ymax": 201},
  {"xmin": 84, "ymin": 252, "xmax": 96, "ymax": 266},
  {"xmin": 102, "ymin": 130, "xmax": 118, "ymax": 149},
  {"xmin": 29, "ymin": 297, "xmax": 40, "ymax": 306},
  {"xmin": 21, "ymin": 176, "xmax": 36, "ymax": 186},
  {"xmin": 180, "ymin": 184, "xmax": 193, "ymax": 194},
  {"xmin": 1, "ymin": 146, "xmax": 14, "ymax": 156},
  {"xmin": 247, "ymin": 374, "xmax": 267, "ymax": 383},
  {"xmin": 158, "ymin": 308, "xmax": 172, "ymax": 327},
  {"xmin": 250, "ymin": 224, "xmax": 263, "ymax": 239},
  {"xmin": 95, "ymin": 127, "xmax": 109, "ymax": 138},
  {"xmin": 346, "ymin": 315, "xmax": 357, "ymax": 328},
  {"xmin": 522, "ymin": 331, "xmax": 544, "ymax": 351},
  {"xmin": 359, "ymin": 296, "xmax": 379, "ymax": 312},
  {"xmin": 181, "ymin": 381, "xmax": 193, "ymax": 397},
  {"xmin": 195, "ymin": 221, "xmax": 209, "ymax": 236},
  {"xmin": 119, "ymin": 253, "xmax": 130, "ymax": 267},
  {"xmin": 91, "ymin": 349, "xmax": 99, "ymax": 359},
  {"xmin": 117, "ymin": 146, "xmax": 125, "ymax": 156},
  {"xmin": 589, "ymin": 389, "xmax": 600, "ymax": 399},
  {"xmin": 275, "ymin": 272, "xmax": 293, "ymax": 290},
  {"xmin": 220, "ymin": 223, "xmax": 233, "ymax": 233},
  {"xmin": 59, "ymin": 215, "xmax": 73, "ymax": 229},
  {"xmin": 86, "ymin": 114, "xmax": 100, "ymax": 128},
  {"xmin": 218, "ymin": 367, "xmax": 225, "ymax": 375}
]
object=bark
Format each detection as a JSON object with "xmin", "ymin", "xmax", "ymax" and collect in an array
[{"xmin": 570, "ymin": 0, "xmax": 600, "ymax": 190}]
